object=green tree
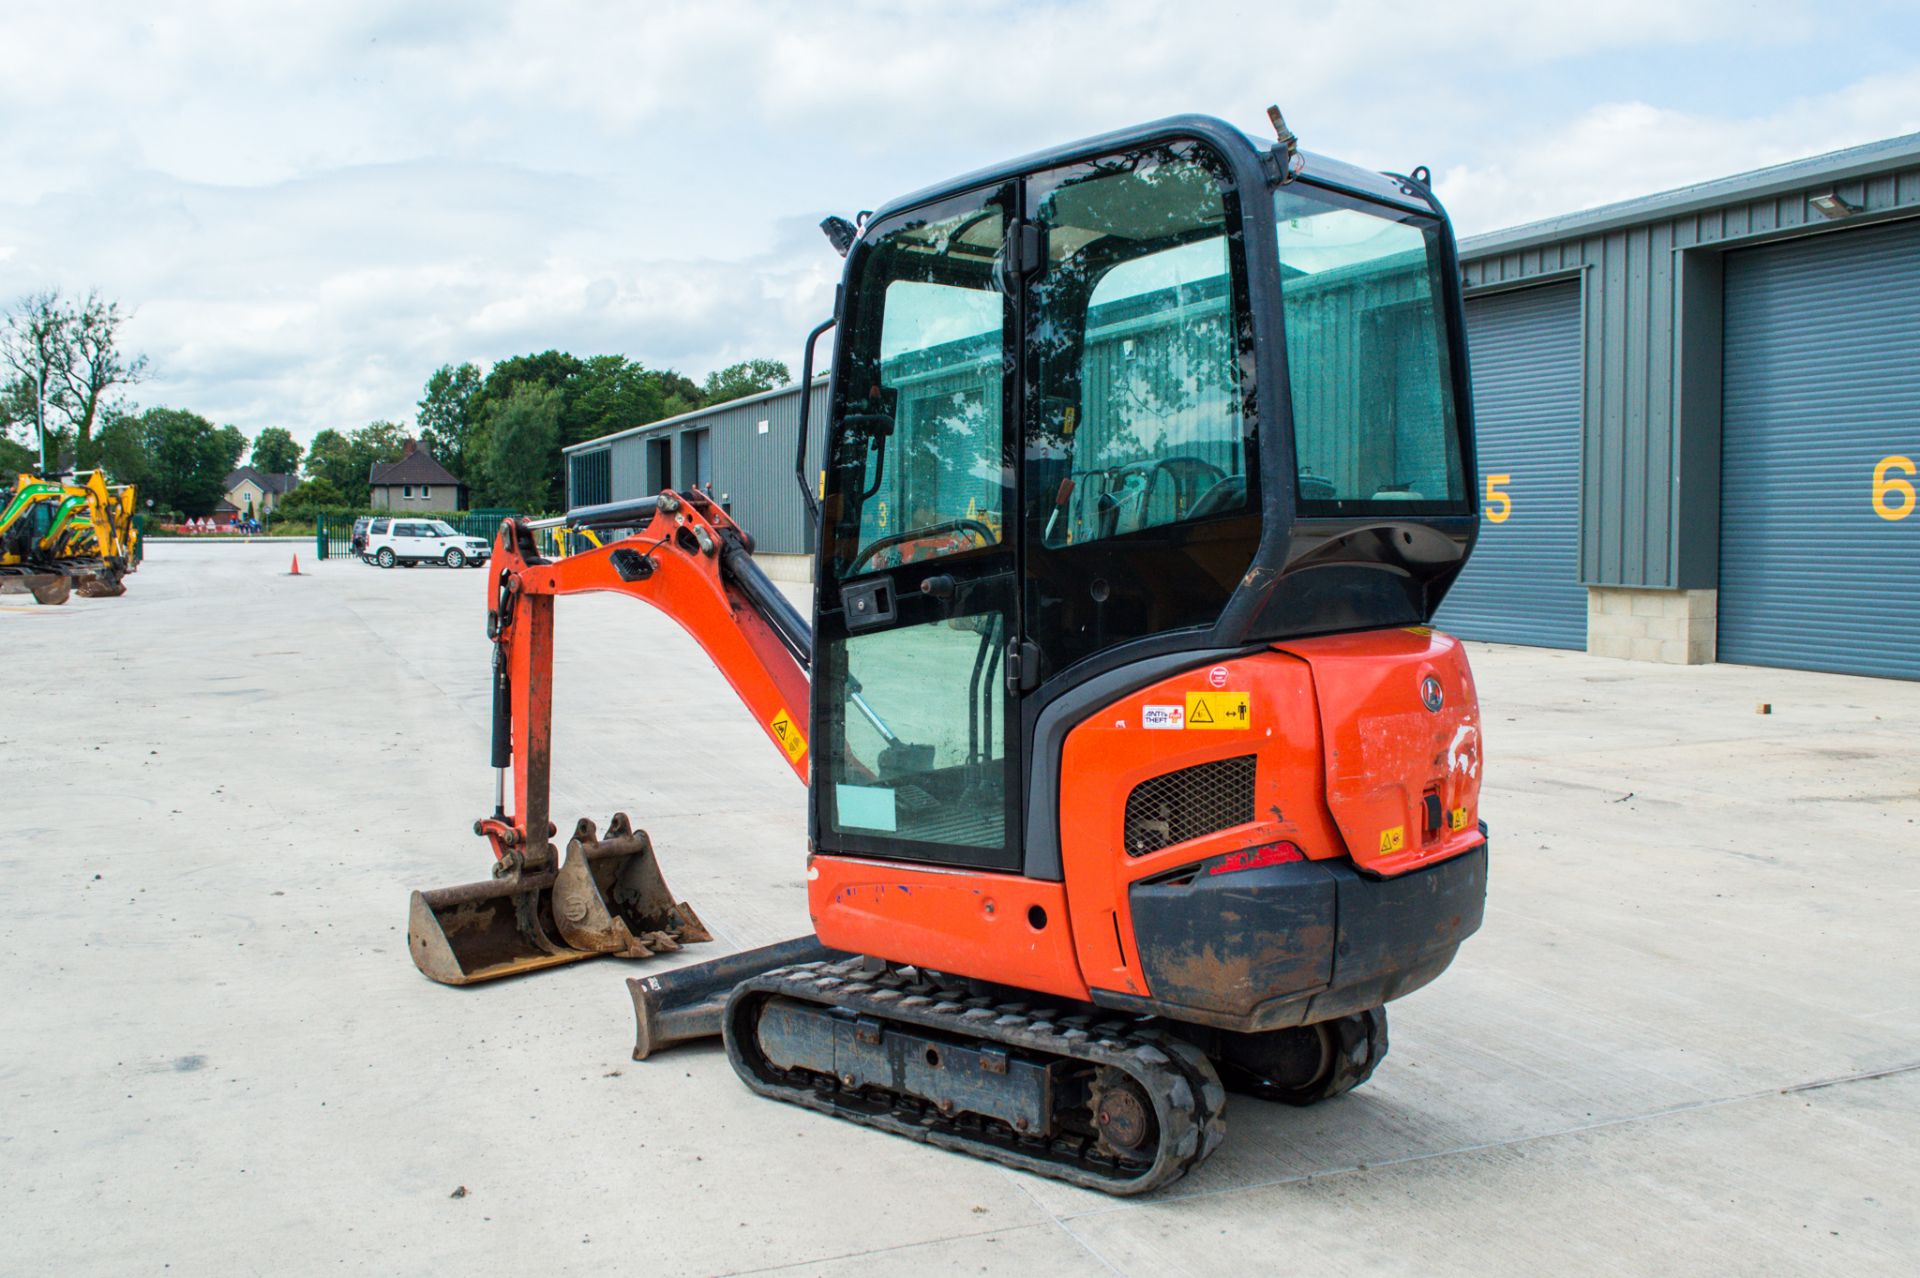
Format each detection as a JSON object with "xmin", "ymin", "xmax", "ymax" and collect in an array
[
  {"xmin": 250, "ymin": 426, "xmax": 302, "ymax": 475},
  {"xmin": 347, "ymin": 420, "xmax": 407, "ymax": 485},
  {"xmin": 303, "ymin": 421, "xmax": 404, "ymax": 497},
  {"xmin": 305, "ymin": 428, "xmax": 356, "ymax": 489},
  {"xmin": 568, "ymin": 354, "xmax": 704, "ymax": 446},
  {"xmin": 479, "ymin": 350, "xmax": 585, "ymax": 408},
  {"xmin": 483, "ymin": 384, "xmax": 561, "ymax": 513},
  {"xmin": 417, "ymin": 362, "xmax": 482, "ymax": 482},
  {"xmin": 94, "ymin": 407, "xmax": 153, "ymax": 489},
  {"xmin": 1, "ymin": 296, "xmax": 66, "ymax": 470},
  {"xmin": 0, "ymin": 290, "xmax": 147, "ymax": 471},
  {"xmin": 276, "ymin": 477, "xmax": 346, "ymax": 518},
  {"xmin": 54, "ymin": 292, "xmax": 147, "ymax": 469},
  {"xmin": 0, "ymin": 377, "xmax": 45, "ymax": 472},
  {"xmin": 215, "ymin": 424, "xmax": 247, "ymax": 471},
  {"xmin": 653, "ymin": 368, "xmax": 702, "ymax": 412},
  {"xmin": 701, "ymin": 358, "xmax": 790, "ymax": 406},
  {"xmin": 459, "ymin": 350, "xmax": 707, "ymax": 507},
  {"xmin": 0, "ymin": 433, "xmax": 35, "ymax": 476},
  {"xmin": 139, "ymin": 407, "xmax": 236, "ymax": 515}
]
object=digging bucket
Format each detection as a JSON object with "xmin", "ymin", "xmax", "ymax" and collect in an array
[
  {"xmin": 30, "ymin": 575, "xmax": 71, "ymax": 605},
  {"xmin": 552, "ymin": 813, "xmax": 712, "ymax": 957},
  {"xmin": 408, "ymin": 863, "xmax": 585, "ymax": 985}
]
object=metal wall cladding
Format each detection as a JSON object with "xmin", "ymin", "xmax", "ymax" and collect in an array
[
  {"xmin": 1462, "ymin": 150, "xmax": 1920, "ymax": 589},
  {"xmin": 1435, "ymin": 281, "xmax": 1587, "ymax": 648},
  {"xmin": 1718, "ymin": 215, "xmax": 1920, "ymax": 680},
  {"xmin": 580, "ymin": 384, "xmax": 830, "ymax": 555},
  {"xmin": 568, "ymin": 449, "xmax": 612, "ymax": 507}
]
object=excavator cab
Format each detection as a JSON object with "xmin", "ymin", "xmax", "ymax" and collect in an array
[{"xmin": 809, "ymin": 115, "xmax": 1477, "ymax": 880}]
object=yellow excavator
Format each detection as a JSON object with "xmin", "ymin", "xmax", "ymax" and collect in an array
[{"xmin": 0, "ymin": 471, "xmax": 140, "ymax": 604}]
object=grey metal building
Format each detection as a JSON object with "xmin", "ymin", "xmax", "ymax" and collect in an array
[
  {"xmin": 565, "ymin": 380, "xmax": 830, "ymax": 577},
  {"xmin": 1442, "ymin": 132, "xmax": 1920, "ymax": 679},
  {"xmin": 567, "ymin": 131, "xmax": 1920, "ymax": 678}
]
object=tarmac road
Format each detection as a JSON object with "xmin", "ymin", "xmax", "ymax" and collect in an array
[{"xmin": 3, "ymin": 540, "xmax": 1915, "ymax": 1275}]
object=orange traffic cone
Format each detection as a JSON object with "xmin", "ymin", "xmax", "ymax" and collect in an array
[{"xmin": 289, "ymin": 555, "xmax": 302, "ymax": 576}]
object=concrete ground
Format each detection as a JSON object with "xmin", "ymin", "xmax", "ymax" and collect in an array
[{"xmin": 4, "ymin": 540, "xmax": 1916, "ymax": 1276}]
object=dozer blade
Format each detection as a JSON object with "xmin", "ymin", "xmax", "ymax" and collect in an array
[
  {"xmin": 552, "ymin": 813, "xmax": 712, "ymax": 956},
  {"xmin": 408, "ymin": 866, "xmax": 582, "ymax": 985},
  {"xmin": 628, "ymin": 934, "xmax": 848, "ymax": 1060}
]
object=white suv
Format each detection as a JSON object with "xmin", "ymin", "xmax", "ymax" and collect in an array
[{"xmin": 365, "ymin": 518, "xmax": 490, "ymax": 569}]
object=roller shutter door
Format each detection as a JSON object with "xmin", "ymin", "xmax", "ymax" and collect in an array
[
  {"xmin": 1719, "ymin": 217, "xmax": 1920, "ymax": 680},
  {"xmin": 1436, "ymin": 280, "xmax": 1585, "ymax": 648}
]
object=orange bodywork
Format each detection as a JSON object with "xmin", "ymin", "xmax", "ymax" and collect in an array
[
  {"xmin": 811, "ymin": 629, "xmax": 1483, "ymax": 1002},
  {"xmin": 490, "ymin": 493, "xmax": 1481, "ymax": 1006},
  {"xmin": 1283, "ymin": 628, "xmax": 1483, "ymax": 877},
  {"xmin": 807, "ymin": 857, "xmax": 1090, "ymax": 1002}
]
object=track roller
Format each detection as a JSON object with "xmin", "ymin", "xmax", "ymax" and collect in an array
[{"xmin": 722, "ymin": 957, "xmax": 1227, "ymax": 1196}]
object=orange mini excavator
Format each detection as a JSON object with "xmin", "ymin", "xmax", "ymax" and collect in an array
[{"xmin": 410, "ymin": 110, "xmax": 1489, "ymax": 1194}]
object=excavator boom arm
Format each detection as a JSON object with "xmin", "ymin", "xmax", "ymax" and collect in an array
[
  {"xmin": 481, "ymin": 489, "xmax": 811, "ymax": 871},
  {"xmin": 406, "ymin": 487, "xmax": 809, "ymax": 984}
]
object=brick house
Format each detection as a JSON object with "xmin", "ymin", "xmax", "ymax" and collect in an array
[{"xmin": 368, "ymin": 440, "xmax": 465, "ymax": 510}]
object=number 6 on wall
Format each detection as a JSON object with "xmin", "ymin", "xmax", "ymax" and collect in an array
[
  {"xmin": 1873, "ymin": 455, "xmax": 1915, "ymax": 522},
  {"xmin": 1484, "ymin": 474, "xmax": 1512, "ymax": 524}
]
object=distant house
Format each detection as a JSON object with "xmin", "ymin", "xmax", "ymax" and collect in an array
[
  {"xmin": 368, "ymin": 439, "xmax": 465, "ymax": 511},
  {"xmin": 224, "ymin": 467, "xmax": 299, "ymax": 519}
]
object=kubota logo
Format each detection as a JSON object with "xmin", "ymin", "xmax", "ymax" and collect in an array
[{"xmin": 1421, "ymin": 676, "xmax": 1444, "ymax": 712}]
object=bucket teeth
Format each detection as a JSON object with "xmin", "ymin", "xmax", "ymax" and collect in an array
[{"xmin": 552, "ymin": 813, "xmax": 709, "ymax": 954}]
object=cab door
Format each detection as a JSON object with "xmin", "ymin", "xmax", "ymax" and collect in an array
[{"xmin": 812, "ymin": 182, "xmax": 1024, "ymax": 872}]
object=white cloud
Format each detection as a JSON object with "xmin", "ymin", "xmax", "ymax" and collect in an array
[
  {"xmin": 1439, "ymin": 70, "xmax": 1920, "ymax": 234},
  {"xmin": 0, "ymin": 0, "xmax": 1914, "ymax": 444}
]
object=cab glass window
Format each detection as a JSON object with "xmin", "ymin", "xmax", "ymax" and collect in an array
[
  {"xmin": 1019, "ymin": 140, "xmax": 1260, "ymax": 681},
  {"xmin": 828, "ymin": 193, "xmax": 1009, "ymax": 581},
  {"xmin": 1275, "ymin": 184, "xmax": 1467, "ymax": 513},
  {"xmin": 1028, "ymin": 143, "xmax": 1251, "ymax": 547}
]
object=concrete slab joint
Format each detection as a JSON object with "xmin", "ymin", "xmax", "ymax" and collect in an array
[{"xmin": 1587, "ymin": 587, "xmax": 1717, "ymax": 664}]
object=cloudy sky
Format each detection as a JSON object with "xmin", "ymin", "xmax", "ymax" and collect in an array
[{"xmin": 3, "ymin": 1, "xmax": 1917, "ymax": 447}]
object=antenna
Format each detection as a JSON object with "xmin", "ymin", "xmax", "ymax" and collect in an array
[{"xmin": 1266, "ymin": 105, "xmax": 1305, "ymax": 182}]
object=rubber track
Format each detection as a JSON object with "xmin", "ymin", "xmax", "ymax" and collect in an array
[{"xmin": 725, "ymin": 957, "xmax": 1227, "ymax": 1195}]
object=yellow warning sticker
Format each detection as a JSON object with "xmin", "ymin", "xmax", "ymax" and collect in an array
[
  {"xmin": 1379, "ymin": 826, "xmax": 1406, "ymax": 854},
  {"xmin": 1449, "ymin": 807, "xmax": 1468, "ymax": 832},
  {"xmin": 769, "ymin": 708, "xmax": 808, "ymax": 762},
  {"xmin": 1185, "ymin": 691, "xmax": 1250, "ymax": 729}
]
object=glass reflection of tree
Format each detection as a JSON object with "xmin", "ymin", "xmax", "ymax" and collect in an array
[{"xmin": 1031, "ymin": 144, "xmax": 1245, "ymax": 539}]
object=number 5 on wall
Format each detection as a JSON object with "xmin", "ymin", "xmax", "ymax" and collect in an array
[
  {"xmin": 1484, "ymin": 474, "xmax": 1512, "ymax": 524},
  {"xmin": 1873, "ymin": 455, "xmax": 1915, "ymax": 522}
]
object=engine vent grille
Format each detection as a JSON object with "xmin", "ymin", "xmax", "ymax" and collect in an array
[{"xmin": 1124, "ymin": 755, "xmax": 1256, "ymax": 856}]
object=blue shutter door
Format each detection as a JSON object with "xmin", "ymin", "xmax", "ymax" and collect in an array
[
  {"xmin": 1719, "ymin": 216, "xmax": 1920, "ymax": 680},
  {"xmin": 1436, "ymin": 281, "xmax": 1586, "ymax": 648}
]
